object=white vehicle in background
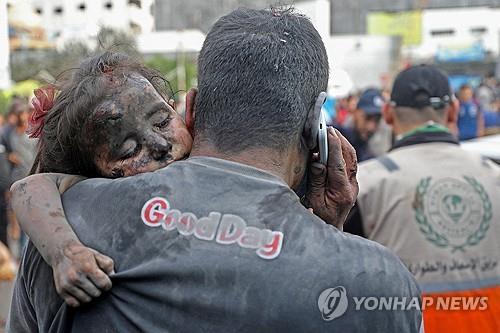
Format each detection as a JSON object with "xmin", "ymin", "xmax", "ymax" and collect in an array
[{"xmin": 461, "ymin": 134, "xmax": 500, "ymax": 164}]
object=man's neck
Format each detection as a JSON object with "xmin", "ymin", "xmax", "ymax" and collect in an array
[
  {"xmin": 190, "ymin": 143, "xmax": 305, "ymax": 189},
  {"xmin": 393, "ymin": 120, "xmax": 447, "ymax": 138}
]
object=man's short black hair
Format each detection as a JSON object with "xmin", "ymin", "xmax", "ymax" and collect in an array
[{"xmin": 195, "ymin": 7, "xmax": 329, "ymax": 153}]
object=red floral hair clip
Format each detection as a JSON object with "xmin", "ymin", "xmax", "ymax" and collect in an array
[{"xmin": 27, "ymin": 85, "xmax": 56, "ymax": 139}]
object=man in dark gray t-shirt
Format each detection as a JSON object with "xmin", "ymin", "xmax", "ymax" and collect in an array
[
  {"xmin": 11, "ymin": 157, "xmax": 421, "ymax": 332},
  {"xmin": 8, "ymin": 8, "xmax": 422, "ymax": 333}
]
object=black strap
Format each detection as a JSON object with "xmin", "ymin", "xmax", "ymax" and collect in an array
[
  {"xmin": 391, "ymin": 130, "xmax": 459, "ymax": 151},
  {"xmin": 377, "ymin": 156, "xmax": 399, "ymax": 172}
]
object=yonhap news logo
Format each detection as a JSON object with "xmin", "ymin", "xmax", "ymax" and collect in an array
[
  {"xmin": 317, "ymin": 286, "xmax": 349, "ymax": 321},
  {"xmin": 318, "ymin": 286, "xmax": 489, "ymax": 321}
]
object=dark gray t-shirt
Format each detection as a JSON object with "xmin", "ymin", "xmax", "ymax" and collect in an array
[{"xmin": 8, "ymin": 157, "xmax": 422, "ymax": 332}]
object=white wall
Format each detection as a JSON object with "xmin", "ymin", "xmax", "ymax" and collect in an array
[
  {"xmin": 137, "ymin": 29, "xmax": 206, "ymax": 55},
  {"xmin": 324, "ymin": 35, "xmax": 398, "ymax": 91},
  {"xmin": 410, "ymin": 7, "xmax": 500, "ymax": 58},
  {"xmin": 294, "ymin": 0, "xmax": 330, "ymax": 41},
  {"xmin": 0, "ymin": 0, "xmax": 11, "ymax": 89},
  {"xmin": 294, "ymin": 1, "xmax": 397, "ymax": 92},
  {"xmin": 9, "ymin": 0, "xmax": 154, "ymax": 48}
]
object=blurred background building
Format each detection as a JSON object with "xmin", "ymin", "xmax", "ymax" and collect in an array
[
  {"xmin": 0, "ymin": 0, "xmax": 10, "ymax": 90},
  {"xmin": 4, "ymin": 0, "xmax": 500, "ymax": 91},
  {"xmin": 1, "ymin": 0, "xmax": 499, "ymax": 136},
  {"xmin": 332, "ymin": 0, "xmax": 500, "ymax": 34},
  {"xmin": 154, "ymin": 0, "xmax": 271, "ymax": 32},
  {"xmin": 7, "ymin": 0, "xmax": 154, "ymax": 49},
  {"xmin": 1, "ymin": 0, "xmax": 500, "ymax": 122}
]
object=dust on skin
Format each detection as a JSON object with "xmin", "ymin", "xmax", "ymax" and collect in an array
[
  {"xmin": 15, "ymin": 181, "xmax": 27, "ymax": 195},
  {"xmin": 49, "ymin": 209, "xmax": 65, "ymax": 219},
  {"xmin": 88, "ymin": 72, "xmax": 193, "ymax": 177},
  {"xmin": 11, "ymin": 180, "xmax": 29, "ymax": 206}
]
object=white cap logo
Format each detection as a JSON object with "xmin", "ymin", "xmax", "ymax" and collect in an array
[{"xmin": 373, "ymin": 96, "xmax": 384, "ymax": 108}]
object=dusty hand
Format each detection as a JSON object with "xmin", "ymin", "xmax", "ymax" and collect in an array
[
  {"xmin": 305, "ymin": 128, "xmax": 359, "ymax": 229},
  {"xmin": 52, "ymin": 241, "xmax": 114, "ymax": 307}
]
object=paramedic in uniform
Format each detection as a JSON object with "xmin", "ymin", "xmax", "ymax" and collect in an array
[{"xmin": 345, "ymin": 65, "xmax": 500, "ymax": 333}]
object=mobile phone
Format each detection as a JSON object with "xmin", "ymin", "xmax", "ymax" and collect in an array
[
  {"xmin": 295, "ymin": 92, "xmax": 328, "ymax": 198},
  {"xmin": 312, "ymin": 91, "xmax": 328, "ymax": 166},
  {"xmin": 318, "ymin": 108, "xmax": 328, "ymax": 165}
]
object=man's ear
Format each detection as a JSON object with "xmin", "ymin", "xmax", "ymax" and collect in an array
[
  {"xmin": 447, "ymin": 99, "xmax": 459, "ymax": 125},
  {"xmin": 185, "ymin": 88, "xmax": 197, "ymax": 137},
  {"xmin": 303, "ymin": 92, "xmax": 327, "ymax": 150},
  {"xmin": 382, "ymin": 103, "xmax": 394, "ymax": 126},
  {"xmin": 446, "ymin": 99, "xmax": 459, "ymax": 136}
]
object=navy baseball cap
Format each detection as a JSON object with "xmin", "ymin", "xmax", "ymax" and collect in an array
[
  {"xmin": 391, "ymin": 65, "xmax": 452, "ymax": 109},
  {"xmin": 357, "ymin": 89, "xmax": 384, "ymax": 115}
]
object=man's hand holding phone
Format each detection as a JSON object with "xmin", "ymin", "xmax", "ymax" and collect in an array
[{"xmin": 305, "ymin": 127, "xmax": 359, "ymax": 229}]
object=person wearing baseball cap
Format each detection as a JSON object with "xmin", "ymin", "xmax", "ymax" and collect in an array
[
  {"xmin": 339, "ymin": 88, "xmax": 384, "ymax": 162},
  {"xmin": 345, "ymin": 64, "xmax": 500, "ymax": 333}
]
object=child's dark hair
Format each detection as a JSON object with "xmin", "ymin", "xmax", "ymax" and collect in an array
[{"xmin": 31, "ymin": 51, "xmax": 172, "ymax": 177}]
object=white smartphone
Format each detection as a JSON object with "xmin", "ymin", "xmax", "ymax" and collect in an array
[
  {"xmin": 316, "ymin": 94, "xmax": 328, "ymax": 165},
  {"xmin": 318, "ymin": 105, "xmax": 329, "ymax": 166}
]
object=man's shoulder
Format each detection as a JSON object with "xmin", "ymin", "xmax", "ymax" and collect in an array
[
  {"xmin": 357, "ymin": 154, "xmax": 395, "ymax": 190},
  {"xmin": 66, "ymin": 162, "xmax": 185, "ymax": 195},
  {"xmin": 347, "ymin": 233, "xmax": 419, "ymax": 292},
  {"xmin": 334, "ymin": 231, "xmax": 412, "ymax": 272},
  {"xmin": 358, "ymin": 143, "xmax": 460, "ymax": 182},
  {"xmin": 278, "ymin": 222, "xmax": 421, "ymax": 330},
  {"xmin": 303, "ymin": 221, "xmax": 419, "ymax": 294},
  {"xmin": 359, "ymin": 147, "xmax": 414, "ymax": 172}
]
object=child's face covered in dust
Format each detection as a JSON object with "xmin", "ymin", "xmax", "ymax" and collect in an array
[{"xmin": 88, "ymin": 72, "xmax": 193, "ymax": 177}]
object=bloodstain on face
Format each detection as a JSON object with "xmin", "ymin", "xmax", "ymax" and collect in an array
[{"xmin": 88, "ymin": 73, "xmax": 193, "ymax": 177}]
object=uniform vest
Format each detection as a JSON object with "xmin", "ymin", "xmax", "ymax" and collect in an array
[{"xmin": 358, "ymin": 142, "xmax": 500, "ymax": 333}]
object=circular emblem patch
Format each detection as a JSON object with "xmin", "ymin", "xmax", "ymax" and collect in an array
[{"xmin": 414, "ymin": 176, "xmax": 492, "ymax": 252}]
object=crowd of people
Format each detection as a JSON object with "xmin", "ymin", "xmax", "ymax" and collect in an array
[
  {"xmin": 0, "ymin": 97, "xmax": 36, "ymax": 256},
  {"xmin": 329, "ymin": 77, "xmax": 500, "ymax": 163},
  {"xmin": 0, "ymin": 6, "xmax": 498, "ymax": 333}
]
